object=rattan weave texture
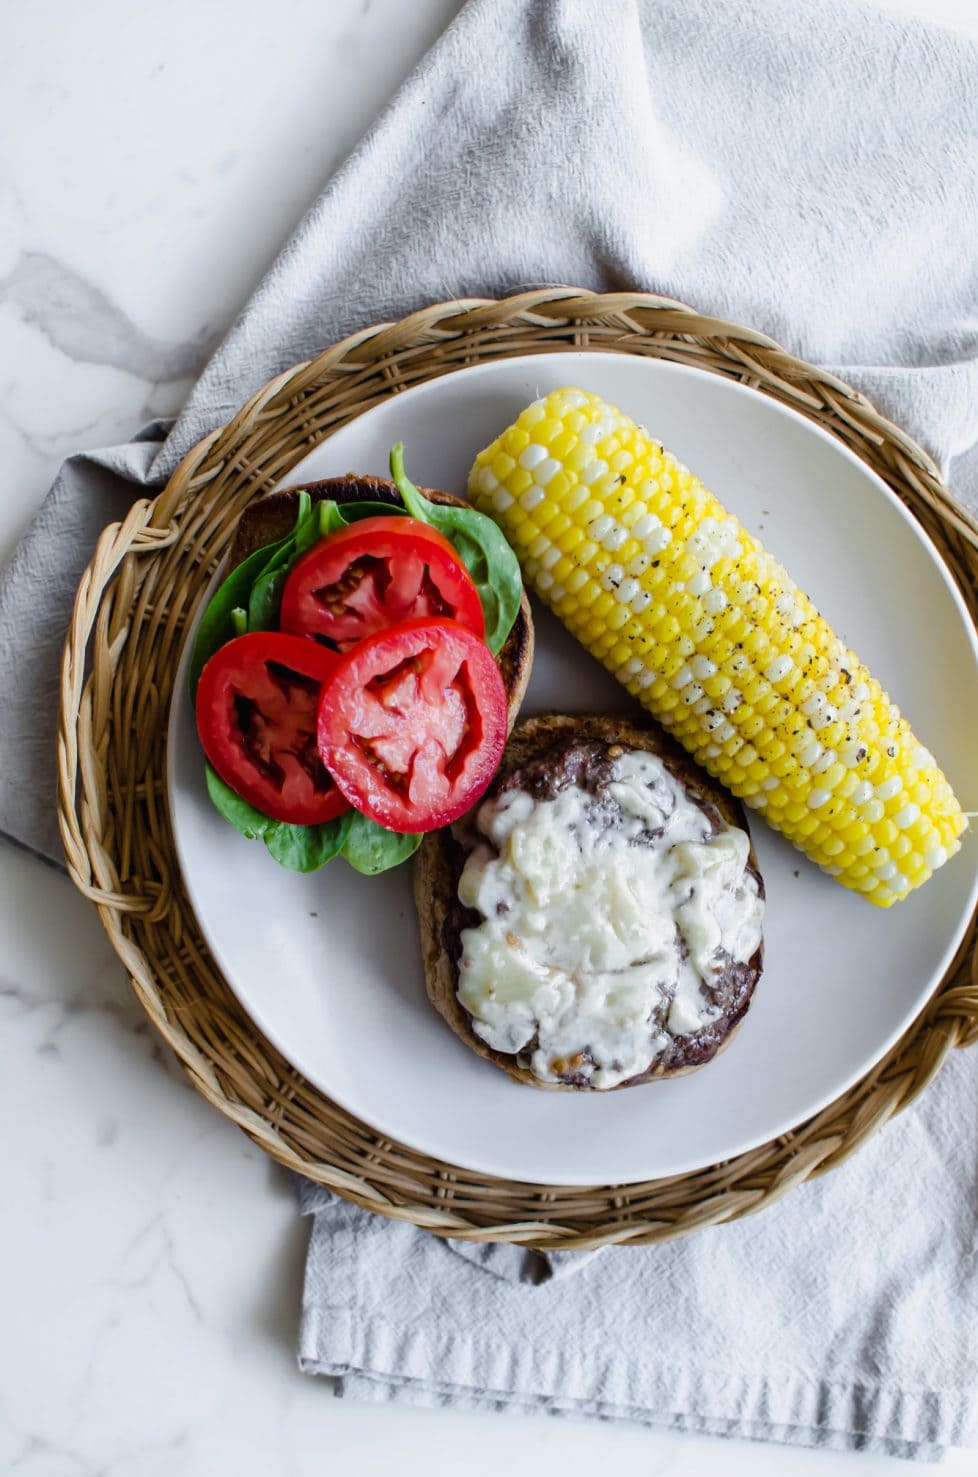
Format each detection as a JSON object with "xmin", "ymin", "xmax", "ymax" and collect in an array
[{"xmin": 57, "ymin": 290, "xmax": 978, "ymax": 1250}]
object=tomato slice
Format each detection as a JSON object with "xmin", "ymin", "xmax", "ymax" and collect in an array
[
  {"xmin": 317, "ymin": 617, "xmax": 507, "ymax": 832},
  {"xmin": 279, "ymin": 515, "xmax": 485, "ymax": 651},
  {"xmin": 196, "ymin": 631, "xmax": 350, "ymax": 825}
]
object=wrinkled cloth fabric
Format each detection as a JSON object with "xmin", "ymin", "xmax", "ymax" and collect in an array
[{"xmin": 4, "ymin": 0, "xmax": 978, "ymax": 1459}]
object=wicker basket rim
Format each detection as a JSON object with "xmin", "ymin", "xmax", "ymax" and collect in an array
[{"xmin": 56, "ymin": 288, "xmax": 978, "ymax": 1250}]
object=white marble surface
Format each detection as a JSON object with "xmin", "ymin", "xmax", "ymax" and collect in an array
[{"xmin": 3, "ymin": 1, "xmax": 978, "ymax": 1472}]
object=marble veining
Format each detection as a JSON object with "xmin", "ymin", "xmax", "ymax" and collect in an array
[{"xmin": 3, "ymin": 252, "xmax": 218, "ymax": 381}]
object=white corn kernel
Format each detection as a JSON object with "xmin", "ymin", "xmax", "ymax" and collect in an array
[
  {"xmin": 765, "ymin": 655, "xmax": 794, "ymax": 683},
  {"xmin": 581, "ymin": 460, "xmax": 609, "ymax": 485},
  {"xmin": 643, "ymin": 527, "xmax": 672, "ymax": 554}
]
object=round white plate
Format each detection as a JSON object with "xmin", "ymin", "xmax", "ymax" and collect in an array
[{"xmin": 167, "ymin": 352, "xmax": 978, "ymax": 1185}]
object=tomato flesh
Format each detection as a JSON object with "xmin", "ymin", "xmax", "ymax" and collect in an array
[
  {"xmin": 196, "ymin": 631, "xmax": 350, "ymax": 825},
  {"xmin": 317, "ymin": 617, "xmax": 507, "ymax": 832},
  {"xmin": 279, "ymin": 515, "xmax": 484, "ymax": 651}
]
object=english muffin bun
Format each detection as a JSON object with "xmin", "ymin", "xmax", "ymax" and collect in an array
[
  {"xmin": 229, "ymin": 474, "xmax": 534, "ymax": 728},
  {"xmin": 414, "ymin": 713, "xmax": 765, "ymax": 1091}
]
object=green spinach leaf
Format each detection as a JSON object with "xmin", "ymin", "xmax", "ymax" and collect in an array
[
  {"xmin": 205, "ymin": 762, "xmax": 418, "ymax": 875},
  {"xmin": 189, "ymin": 529, "xmax": 295, "ymax": 698},
  {"xmin": 205, "ymin": 766, "xmax": 352, "ymax": 871},
  {"xmin": 205, "ymin": 764, "xmax": 272, "ymax": 840},
  {"xmin": 246, "ymin": 494, "xmax": 339, "ymax": 631},
  {"xmin": 264, "ymin": 813, "xmax": 352, "ymax": 872},
  {"xmin": 388, "ymin": 443, "xmax": 522, "ymax": 654},
  {"xmin": 341, "ymin": 812, "xmax": 423, "ymax": 874},
  {"xmin": 336, "ymin": 499, "xmax": 406, "ymax": 524}
]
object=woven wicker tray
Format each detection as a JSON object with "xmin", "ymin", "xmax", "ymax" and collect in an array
[{"xmin": 57, "ymin": 289, "xmax": 978, "ymax": 1250}]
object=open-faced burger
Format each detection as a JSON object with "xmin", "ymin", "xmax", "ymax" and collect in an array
[{"xmin": 415, "ymin": 713, "xmax": 765, "ymax": 1090}]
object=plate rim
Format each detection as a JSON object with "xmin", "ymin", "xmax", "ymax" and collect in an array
[{"xmin": 167, "ymin": 348, "xmax": 978, "ymax": 1186}]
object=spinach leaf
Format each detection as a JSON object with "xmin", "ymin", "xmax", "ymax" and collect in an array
[
  {"xmin": 189, "ymin": 490, "xmax": 323, "ymax": 695},
  {"xmin": 205, "ymin": 764, "xmax": 272, "ymax": 840},
  {"xmin": 388, "ymin": 443, "xmax": 522, "ymax": 654},
  {"xmin": 205, "ymin": 762, "xmax": 418, "ymax": 875},
  {"xmin": 189, "ymin": 531, "xmax": 295, "ymax": 698},
  {"xmin": 264, "ymin": 813, "xmax": 352, "ymax": 872},
  {"xmin": 206, "ymin": 765, "xmax": 352, "ymax": 871},
  {"xmin": 341, "ymin": 812, "xmax": 423, "ymax": 874},
  {"xmin": 336, "ymin": 499, "xmax": 407, "ymax": 525},
  {"xmin": 247, "ymin": 494, "xmax": 339, "ymax": 630}
]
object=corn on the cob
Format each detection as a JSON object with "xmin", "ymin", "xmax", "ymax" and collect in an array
[{"xmin": 469, "ymin": 387, "xmax": 966, "ymax": 906}]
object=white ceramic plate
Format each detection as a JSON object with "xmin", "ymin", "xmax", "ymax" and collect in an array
[{"xmin": 167, "ymin": 352, "xmax": 978, "ymax": 1185}]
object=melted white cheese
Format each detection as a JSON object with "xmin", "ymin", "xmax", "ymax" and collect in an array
[{"xmin": 456, "ymin": 751, "xmax": 764, "ymax": 1089}]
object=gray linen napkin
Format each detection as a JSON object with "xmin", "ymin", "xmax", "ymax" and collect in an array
[{"xmin": 4, "ymin": 0, "xmax": 978, "ymax": 1458}]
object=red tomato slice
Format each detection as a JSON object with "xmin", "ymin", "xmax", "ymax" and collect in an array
[
  {"xmin": 279, "ymin": 515, "xmax": 485, "ymax": 651},
  {"xmin": 196, "ymin": 631, "xmax": 350, "ymax": 825},
  {"xmin": 317, "ymin": 618, "xmax": 507, "ymax": 832}
]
